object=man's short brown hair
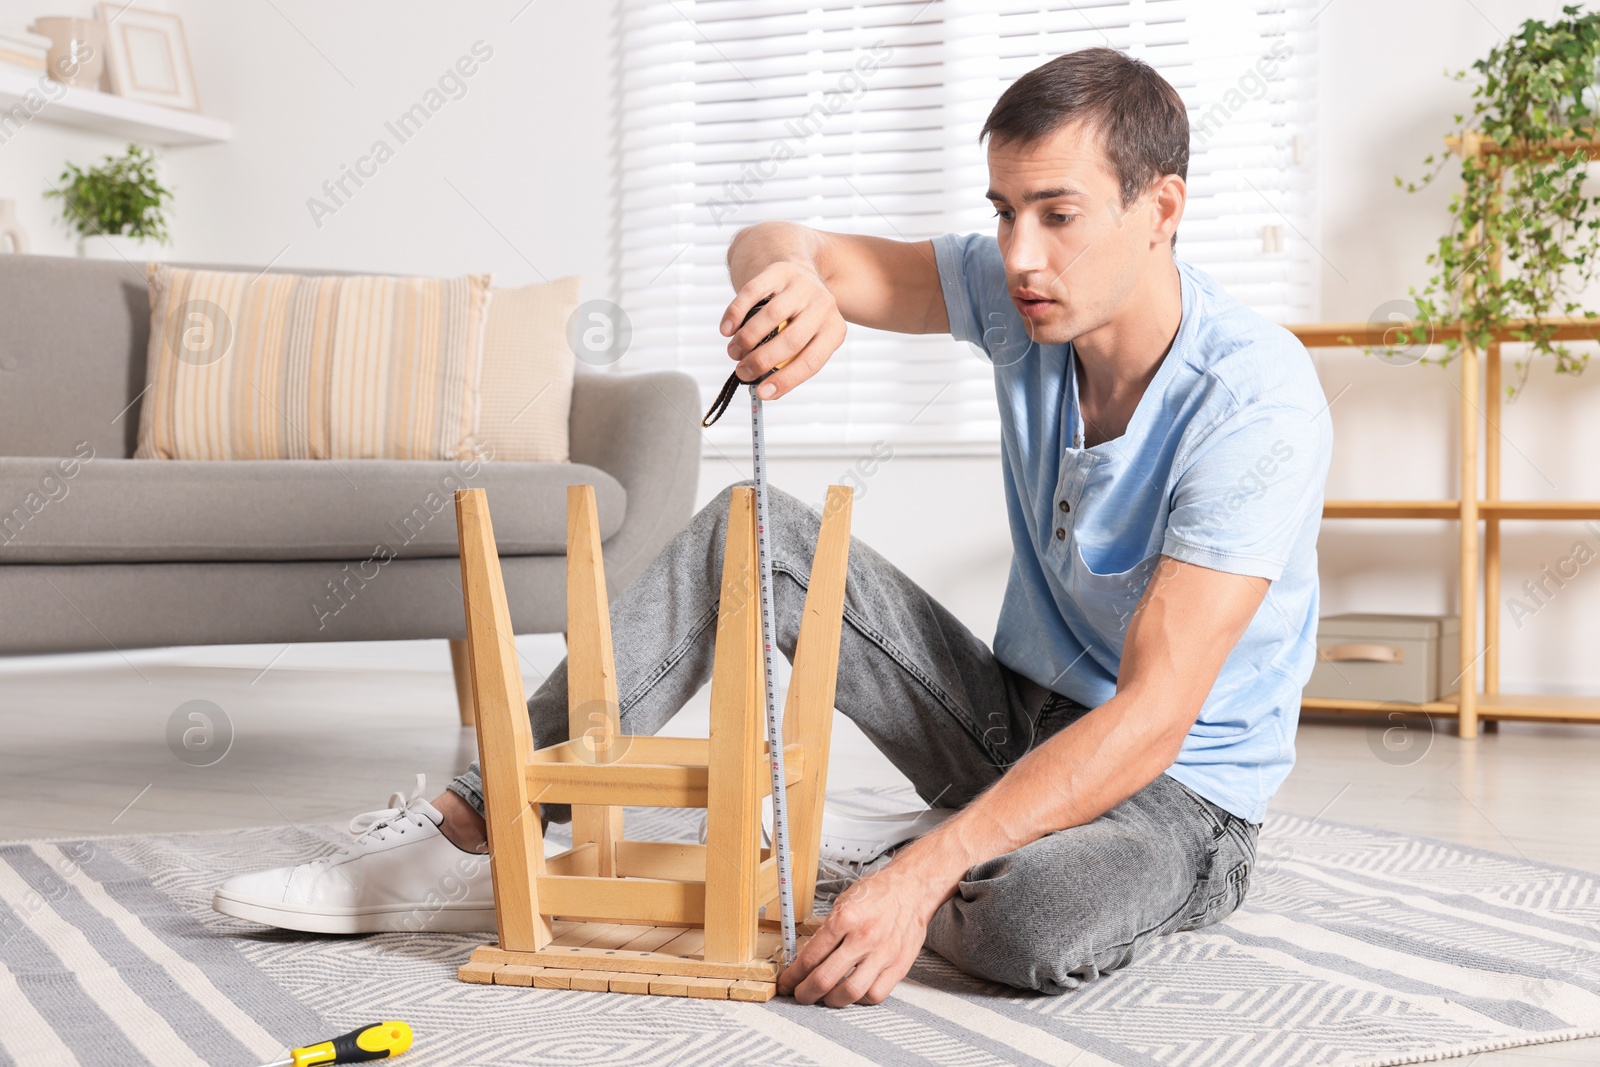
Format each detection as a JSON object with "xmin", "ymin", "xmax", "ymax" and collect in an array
[{"xmin": 979, "ymin": 47, "xmax": 1189, "ymax": 210}]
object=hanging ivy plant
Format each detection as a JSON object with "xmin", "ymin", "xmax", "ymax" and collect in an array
[{"xmin": 1392, "ymin": 4, "xmax": 1600, "ymax": 399}]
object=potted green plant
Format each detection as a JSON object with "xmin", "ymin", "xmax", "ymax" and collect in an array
[
  {"xmin": 46, "ymin": 143, "xmax": 174, "ymax": 260},
  {"xmin": 1396, "ymin": 4, "xmax": 1600, "ymax": 398}
]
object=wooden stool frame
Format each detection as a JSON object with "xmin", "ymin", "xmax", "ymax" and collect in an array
[{"xmin": 454, "ymin": 483, "xmax": 852, "ymax": 1000}]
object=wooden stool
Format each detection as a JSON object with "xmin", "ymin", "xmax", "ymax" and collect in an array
[{"xmin": 453, "ymin": 483, "xmax": 852, "ymax": 1000}]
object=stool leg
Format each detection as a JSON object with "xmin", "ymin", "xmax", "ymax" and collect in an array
[
  {"xmin": 566, "ymin": 485, "xmax": 624, "ymax": 876},
  {"xmin": 704, "ymin": 488, "xmax": 763, "ymax": 963},
  {"xmin": 455, "ymin": 489, "xmax": 551, "ymax": 952},
  {"xmin": 785, "ymin": 486, "xmax": 853, "ymax": 923}
]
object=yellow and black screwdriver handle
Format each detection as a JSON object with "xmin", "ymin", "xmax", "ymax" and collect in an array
[{"xmin": 269, "ymin": 1020, "xmax": 413, "ymax": 1067}]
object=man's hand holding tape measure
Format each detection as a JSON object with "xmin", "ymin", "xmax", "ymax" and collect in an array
[
  {"xmin": 719, "ymin": 223, "xmax": 949, "ymax": 402},
  {"xmin": 718, "ymin": 262, "xmax": 843, "ymax": 400}
]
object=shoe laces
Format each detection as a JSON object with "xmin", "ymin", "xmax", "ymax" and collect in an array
[
  {"xmin": 313, "ymin": 775, "xmax": 434, "ymax": 864},
  {"xmin": 813, "ymin": 845, "xmax": 907, "ymax": 903}
]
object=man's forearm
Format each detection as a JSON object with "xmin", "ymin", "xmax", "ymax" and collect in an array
[
  {"xmin": 888, "ymin": 687, "xmax": 1191, "ymax": 918},
  {"xmin": 727, "ymin": 221, "xmax": 829, "ymax": 291},
  {"xmin": 724, "ymin": 223, "xmax": 946, "ymax": 337}
]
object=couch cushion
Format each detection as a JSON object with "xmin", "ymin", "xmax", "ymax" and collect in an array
[
  {"xmin": 0, "ymin": 255, "xmax": 154, "ymax": 461},
  {"xmin": 135, "ymin": 266, "xmax": 494, "ymax": 462},
  {"xmin": 0, "ymin": 457, "xmax": 624, "ymax": 564},
  {"xmin": 478, "ymin": 277, "xmax": 581, "ymax": 463}
]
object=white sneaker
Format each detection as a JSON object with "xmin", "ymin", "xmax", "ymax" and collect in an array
[
  {"xmin": 212, "ymin": 776, "xmax": 495, "ymax": 935},
  {"xmin": 813, "ymin": 806, "xmax": 957, "ymax": 899},
  {"xmin": 693, "ymin": 801, "xmax": 959, "ymax": 900},
  {"xmin": 819, "ymin": 806, "xmax": 957, "ymax": 865},
  {"xmin": 694, "ymin": 801, "xmax": 954, "ymax": 861}
]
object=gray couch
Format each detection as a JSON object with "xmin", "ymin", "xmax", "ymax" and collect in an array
[{"xmin": 0, "ymin": 255, "xmax": 701, "ymax": 710}]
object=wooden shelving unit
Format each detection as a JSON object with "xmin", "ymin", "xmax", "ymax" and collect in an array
[{"xmin": 1288, "ymin": 135, "xmax": 1600, "ymax": 738}]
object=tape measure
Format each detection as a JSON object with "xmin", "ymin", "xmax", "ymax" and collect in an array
[{"xmin": 703, "ymin": 296, "xmax": 797, "ymax": 967}]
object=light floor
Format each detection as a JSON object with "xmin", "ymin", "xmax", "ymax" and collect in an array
[{"xmin": 1, "ymin": 637, "xmax": 1597, "ymax": 1066}]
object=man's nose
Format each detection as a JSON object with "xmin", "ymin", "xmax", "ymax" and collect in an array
[{"xmin": 1002, "ymin": 218, "xmax": 1049, "ymax": 277}]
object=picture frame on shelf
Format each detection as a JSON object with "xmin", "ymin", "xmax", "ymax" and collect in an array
[{"xmin": 95, "ymin": 4, "xmax": 198, "ymax": 112}]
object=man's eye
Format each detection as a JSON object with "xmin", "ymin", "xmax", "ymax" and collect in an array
[
  {"xmin": 992, "ymin": 209, "xmax": 1013, "ymax": 222},
  {"xmin": 1047, "ymin": 213, "xmax": 1077, "ymax": 224}
]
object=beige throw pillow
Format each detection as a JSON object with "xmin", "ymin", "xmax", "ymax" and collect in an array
[
  {"xmin": 135, "ymin": 265, "xmax": 493, "ymax": 461},
  {"xmin": 475, "ymin": 276, "xmax": 581, "ymax": 463}
]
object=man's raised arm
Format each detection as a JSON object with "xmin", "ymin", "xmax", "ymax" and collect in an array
[{"xmin": 721, "ymin": 222, "xmax": 949, "ymax": 401}]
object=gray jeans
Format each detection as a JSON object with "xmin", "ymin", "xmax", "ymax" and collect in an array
[{"xmin": 446, "ymin": 480, "xmax": 1259, "ymax": 994}]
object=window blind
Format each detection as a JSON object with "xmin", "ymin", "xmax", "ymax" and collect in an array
[{"xmin": 617, "ymin": 0, "xmax": 1318, "ymax": 456}]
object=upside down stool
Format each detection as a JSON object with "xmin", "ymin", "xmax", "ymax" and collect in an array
[{"xmin": 453, "ymin": 482, "xmax": 853, "ymax": 1000}]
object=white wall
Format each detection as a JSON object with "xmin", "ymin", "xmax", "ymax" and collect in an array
[
  {"xmin": 161, "ymin": 2, "xmax": 616, "ymax": 289},
  {"xmin": 2, "ymin": 0, "xmax": 1595, "ymax": 696},
  {"xmin": 0, "ymin": 0, "xmax": 617, "ymax": 287}
]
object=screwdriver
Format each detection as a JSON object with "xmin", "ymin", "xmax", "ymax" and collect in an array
[{"xmin": 258, "ymin": 1020, "xmax": 413, "ymax": 1067}]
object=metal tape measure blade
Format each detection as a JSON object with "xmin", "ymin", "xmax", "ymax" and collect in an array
[{"xmin": 742, "ymin": 296, "xmax": 798, "ymax": 967}]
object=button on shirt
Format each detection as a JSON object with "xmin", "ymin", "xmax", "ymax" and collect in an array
[{"xmin": 932, "ymin": 233, "xmax": 1333, "ymax": 823}]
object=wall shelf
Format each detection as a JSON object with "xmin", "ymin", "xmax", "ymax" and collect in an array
[
  {"xmin": 1300, "ymin": 695, "xmax": 1461, "ymax": 717},
  {"xmin": 0, "ymin": 65, "xmax": 230, "ymax": 146},
  {"xmin": 1319, "ymin": 499, "xmax": 1600, "ymax": 520},
  {"xmin": 1322, "ymin": 500, "xmax": 1462, "ymax": 520},
  {"xmin": 1303, "ymin": 692, "xmax": 1600, "ymax": 725},
  {"xmin": 1481, "ymin": 501, "xmax": 1600, "ymax": 521},
  {"xmin": 1292, "ymin": 315, "xmax": 1600, "ymax": 349}
]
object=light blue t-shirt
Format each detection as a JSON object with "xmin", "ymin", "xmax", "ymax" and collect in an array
[{"xmin": 932, "ymin": 232, "xmax": 1333, "ymax": 823}]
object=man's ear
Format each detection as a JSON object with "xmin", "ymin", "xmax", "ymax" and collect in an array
[{"xmin": 1150, "ymin": 173, "xmax": 1186, "ymax": 249}]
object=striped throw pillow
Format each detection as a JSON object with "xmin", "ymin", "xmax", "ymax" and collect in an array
[{"xmin": 134, "ymin": 265, "xmax": 494, "ymax": 461}]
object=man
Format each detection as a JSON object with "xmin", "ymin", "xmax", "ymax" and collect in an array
[{"xmin": 215, "ymin": 47, "xmax": 1331, "ymax": 1008}]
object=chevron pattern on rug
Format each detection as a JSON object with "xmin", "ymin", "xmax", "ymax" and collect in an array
[{"xmin": 0, "ymin": 788, "xmax": 1597, "ymax": 1066}]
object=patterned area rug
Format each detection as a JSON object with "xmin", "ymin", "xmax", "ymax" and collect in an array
[{"xmin": 2, "ymin": 788, "xmax": 1599, "ymax": 1067}]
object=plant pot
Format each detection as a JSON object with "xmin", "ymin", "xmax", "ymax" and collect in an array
[{"xmin": 77, "ymin": 233, "xmax": 163, "ymax": 262}]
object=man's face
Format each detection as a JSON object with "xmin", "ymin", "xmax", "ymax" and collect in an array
[{"xmin": 985, "ymin": 121, "xmax": 1174, "ymax": 345}]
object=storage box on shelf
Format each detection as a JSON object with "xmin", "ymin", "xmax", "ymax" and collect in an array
[
  {"xmin": 1288, "ymin": 135, "xmax": 1600, "ymax": 738},
  {"xmin": 1304, "ymin": 614, "xmax": 1460, "ymax": 705}
]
